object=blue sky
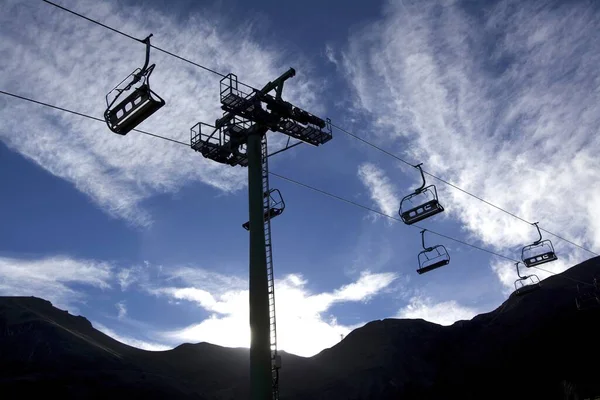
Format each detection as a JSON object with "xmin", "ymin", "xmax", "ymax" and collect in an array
[{"xmin": 1, "ymin": 0, "xmax": 599, "ymax": 356}]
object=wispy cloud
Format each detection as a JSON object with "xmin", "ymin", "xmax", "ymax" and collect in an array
[
  {"xmin": 164, "ymin": 266, "xmax": 247, "ymax": 293},
  {"xmin": 0, "ymin": 255, "xmax": 112, "ymax": 309},
  {"xmin": 397, "ymin": 296, "xmax": 478, "ymax": 326},
  {"xmin": 117, "ymin": 266, "xmax": 141, "ymax": 291},
  {"xmin": 116, "ymin": 301, "xmax": 127, "ymax": 320},
  {"xmin": 339, "ymin": 0, "xmax": 600, "ymax": 279},
  {"xmin": 156, "ymin": 270, "xmax": 397, "ymax": 356},
  {"xmin": 324, "ymin": 44, "xmax": 339, "ymax": 67},
  {"xmin": 357, "ymin": 162, "xmax": 399, "ymax": 218},
  {"xmin": 0, "ymin": 0, "xmax": 325, "ymax": 227}
]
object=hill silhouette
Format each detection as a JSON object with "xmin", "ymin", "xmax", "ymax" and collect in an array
[{"xmin": 1, "ymin": 256, "xmax": 599, "ymax": 399}]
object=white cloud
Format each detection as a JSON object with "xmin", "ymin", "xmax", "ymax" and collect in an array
[
  {"xmin": 157, "ymin": 270, "xmax": 397, "ymax": 356},
  {"xmin": 117, "ymin": 266, "xmax": 141, "ymax": 291},
  {"xmin": 397, "ymin": 296, "xmax": 478, "ymax": 326},
  {"xmin": 93, "ymin": 321, "xmax": 171, "ymax": 351},
  {"xmin": 339, "ymin": 0, "xmax": 600, "ymax": 274},
  {"xmin": 116, "ymin": 301, "xmax": 127, "ymax": 320},
  {"xmin": 0, "ymin": 255, "xmax": 112, "ymax": 309},
  {"xmin": 324, "ymin": 44, "xmax": 339, "ymax": 67},
  {"xmin": 332, "ymin": 270, "xmax": 397, "ymax": 301},
  {"xmin": 0, "ymin": 0, "xmax": 325, "ymax": 227},
  {"xmin": 116, "ymin": 261, "xmax": 162, "ymax": 291},
  {"xmin": 357, "ymin": 162, "xmax": 399, "ymax": 218},
  {"xmin": 164, "ymin": 266, "xmax": 247, "ymax": 293}
]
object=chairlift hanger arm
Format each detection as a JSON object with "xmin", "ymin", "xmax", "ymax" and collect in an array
[
  {"xmin": 414, "ymin": 163, "xmax": 426, "ymax": 193},
  {"xmin": 532, "ymin": 222, "xmax": 543, "ymax": 244},
  {"xmin": 420, "ymin": 229, "xmax": 432, "ymax": 251},
  {"xmin": 105, "ymin": 33, "xmax": 155, "ymax": 110},
  {"xmin": 515, "ymin": 262, "xmax": 527, "ymax": 279},
  {"xmin": 140, "ymin": 34, "xmax": 153, "ymax": 73}
]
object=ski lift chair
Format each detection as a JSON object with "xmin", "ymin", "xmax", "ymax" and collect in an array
[
  {"xmin": 514, "ymin": 262, "xmax": 541, "ymax": 296},
  {"xmin": 521, "ymin": 222, "xmax": 558, "ymax": 268},
  {"xmin": 242, "ymin": 189, "xmax": 285, "ymax": 230},
  {"xmin": 399, "ymin": 164, "xmax": 444, "ymax": 225},
  {"xmin": 417, "ymin": 229, "xmax": 450, "ymax": 274},
  {"xmin": 104, "ymin": 34, "xmax": 165, "ymax": 135}
]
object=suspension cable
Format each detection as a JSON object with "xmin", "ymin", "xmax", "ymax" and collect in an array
[
  {"xmin": 1, "ymin": 88, "xmax": 595, "ymax": 287},
  {"xmin": 329, "ymin": 121, "xmax": 599, "ymax": 257},
  {"xmin": 41, "ymin": 0, "xmax": 229, "ymax": 79},
  {"xmin": 37, "ymin": 0, "xmax": 598, "ymax": 258}
]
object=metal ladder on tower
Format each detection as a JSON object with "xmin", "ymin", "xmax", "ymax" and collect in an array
[{"xmin": 261, "ymin": 135, "xmax": 280, "ymax": 400}]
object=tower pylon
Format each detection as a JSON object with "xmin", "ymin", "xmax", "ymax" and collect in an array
[{"xmin": 191, "ymin": 69, "xmax": 332, "ymax": 400}]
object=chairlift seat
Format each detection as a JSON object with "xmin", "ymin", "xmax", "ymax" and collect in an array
[
  {"xmin": 514, "ymin": 278, "xmax": 541, "ymax": 296},
  {"xmin": 242, "ymin": 208, "xmax": 284, "ymax": 230},
  {"xmin": 400, "ymin": 198, "xmax": 444, "ymax": 225},
  {"xmin": 417, "ymin": 258, "xmax": 449, "ymax": 274},
  {"xmin": 522, "ymin": 250, "xmax": 557, "ymax": 268},
  {"xmin": 514, "ymin": 283, "xmax": 541, "ymax": 296},
  {"xmin": 105, "ymin": 84, "xmax": 165, "ymax": 135}
]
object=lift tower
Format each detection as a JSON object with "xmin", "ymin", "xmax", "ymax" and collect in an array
[{"xmin": 191, "ymin": 69, "xmax": 332, "ymax": 400}]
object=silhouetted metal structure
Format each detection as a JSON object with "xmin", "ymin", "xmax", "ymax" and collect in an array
[
  {"xmin": 399, "ymin": 163, "xmax": 444, "ymax": 225},
  {"xmin": 575, "ymin": 277, "xmax": 600, "ymax": 310},
  {"xmin": 521, "ymin": 222, "xmax": 558, "ymax": 268},
  {"xmin": 514, "ymin": 262, "xmax": 541, "ymax": 296},
  {"xmin": 243, "ymin": 189, "xmax": 285, "ymax": 231},
  {"xmin": 417, "ymin": 229, "xmax": 450, "ymax": 274},
  {"xmin": 104, "ymin": 34, "xmax": 165, "ymax": 135},
  {"xmin": 191, "ymin": 68, "xmax": 332, "ymax": 400}
]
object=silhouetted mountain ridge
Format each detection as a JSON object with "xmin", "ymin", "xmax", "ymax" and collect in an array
[{"xmin": 1, "ymin": 256, "xmax": 599, "ymax": 399}]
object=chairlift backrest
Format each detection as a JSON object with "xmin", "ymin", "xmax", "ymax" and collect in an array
[{"xmin": 267, "ymin": 189, "xmax": 285, "ymax": 212}]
